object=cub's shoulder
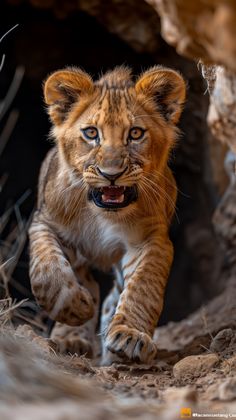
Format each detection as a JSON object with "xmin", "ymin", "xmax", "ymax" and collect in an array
[{"xmin": 37, "ymin": 147, "xmax": 58, "ymax": 209}]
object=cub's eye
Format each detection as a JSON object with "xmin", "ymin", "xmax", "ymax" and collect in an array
[
  {"xmin": 82, "ymin": 127, "xmax": 99, "ymax": 140},
  {"xmin": 129, "ymin": 127, "xmax": 145, "ymax": 141}
]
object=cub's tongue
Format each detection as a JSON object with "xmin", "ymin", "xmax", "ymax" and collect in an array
[{"xmin": 102, "ymin": 186, "xmax": 125, "ymax": 204}]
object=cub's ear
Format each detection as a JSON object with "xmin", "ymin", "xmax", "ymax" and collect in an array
[
  {"xmin": 135, "ymin": 67, "xmax": 186, "ymax": 124},
  {"xmin": 44, "ymin": 68, "xmax": 94, "ymax": 125}
]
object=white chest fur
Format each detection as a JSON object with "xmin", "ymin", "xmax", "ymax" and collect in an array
[{"xmin": 58, "ymin": 215, "xmax": 127, "ymax": 270}]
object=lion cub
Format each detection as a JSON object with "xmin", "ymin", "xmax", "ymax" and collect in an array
[{"xmin": 29, "ymin": 66, "xmax": 185, "ymax": 364}]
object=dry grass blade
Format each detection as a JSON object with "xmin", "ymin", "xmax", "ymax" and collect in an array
[
  {"xmin": 0, "ymin": 173, "xmax": 8, "ymax": 193},
  {"xmin": 0, "ymin": 109, "xmax": 19, "ymax": 156},
  {"xmin": 0, "ymin": 297, "xmax": 28, "ymax": 318},
  {"xmin": 0, "ymin": 297, "xmax": 28, "ymax": 327},
  {"xmin": 0, "ymin": 24, "xmax": 19, "ymax": 45},
  {"xmin": 0, "ymin": 208, "xmax": 11, "ymax": 237},
  {"xmin": 0, "ymin": 24, "xmax": 19, "ymax": 73},
  {"xmin": 0, "ymin": 190, "xmax": 32, "ymax": 298},
  {"xmin": 0, "ymin": 65, "xmax": 24, "ymax": 121},
  {"xmin": 0, "ymin": 257, "xmax": 14, "ymax": 297},
  {"xmin": 7, "ymin": 210, "xmax": 33, "ymax": 279},
  {"xmin": 0, "ymin": 54, "xmax": 5, "ymax": 72}
]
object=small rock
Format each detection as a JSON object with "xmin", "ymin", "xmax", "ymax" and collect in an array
[
  {"xmin": 141, "ymin": 388, "xmax": 158, "ymax": 398},
  {"xmin": 210, "ymin": 329, "xmax": 235, "ymax": 353},
  {"xmin": 163, "ymin": 386, "xmax": 197, "ymax": 402},
  {"xmin": 146, "ymin": 382, "xmax": 156, "ymax": 388},
  {"xmin": 221, "ymin": 354, "xmax": 236, "ymax": 373},
  {"xmin": 205, "ymin": 383, "xmax": 220, "ymax": 401},
  {"xmin": 218, "ymin": 378, "xmax": 236, "ymax": 401},
  {"xmin": 173, "ymin": 353, "xmax": 219, "ymax": 380}
]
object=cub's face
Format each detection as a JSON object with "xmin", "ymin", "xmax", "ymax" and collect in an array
[{"xmin": 44, "ymin": 66, "xmax": 185, "ymax": 212}]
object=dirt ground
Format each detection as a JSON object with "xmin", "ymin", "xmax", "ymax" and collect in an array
[{"xmin": 0, "ymin": 311, "xmax": 235, "ymax": 420}]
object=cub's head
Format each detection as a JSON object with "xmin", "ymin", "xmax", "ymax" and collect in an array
[{"xmin": 44, "ymin": 66, "xmax": 185, "ymax": 213}]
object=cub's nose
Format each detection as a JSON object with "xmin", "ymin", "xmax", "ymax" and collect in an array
[{"xmin": 97, "ymin": 167, "xmax": 127, "ymax": 182}]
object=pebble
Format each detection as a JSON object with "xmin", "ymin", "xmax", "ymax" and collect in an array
[
  {"xmin": 210, "ymin": 329, "xmax": 235, "ymax": 353},
  {"xmin": 221, "ymin": 354, "xmax": 236, "ymax": 373},
  {"xmin": 163, "ymin": 386, "xmax": 197, "ymax": 402},
  {"xmin": 218, "ymin": 378, "xmax": 236, "ymax": 401},
  {"xmin": 173, "ymin": 353, "xmax": 219, "ymax": 380}
]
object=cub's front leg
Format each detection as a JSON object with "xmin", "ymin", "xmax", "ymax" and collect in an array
[
  {"xmin": 105, "ymin": 233, "xmax": 173, "ymax": 363},
  {"xmin": 29, "ymin": 211, "xmax": 94, "ymax": 325}
]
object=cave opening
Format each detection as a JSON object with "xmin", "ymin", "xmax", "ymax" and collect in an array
[{"xmin": 0, "ymin": 0, "xmax": 222, "ymax": 328}]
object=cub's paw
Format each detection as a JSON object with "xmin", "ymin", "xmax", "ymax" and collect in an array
[
  {"xmin": 51, "ymin": 323, "xmax": 93, "ymax": 357},
  {"xmin": 52, "ymin": 334, "xmax": 93, "ymax": 358},
  {"xmin": 105, "ymin": 325, "xmax": 157, "ymax": 363},
  {"xmin": 43, "ymin": 285, "xmax": 94, "ymax": 326},
  {"xmin": 55, "ymin": 286, "xmax": 94, "ymax": 326}
]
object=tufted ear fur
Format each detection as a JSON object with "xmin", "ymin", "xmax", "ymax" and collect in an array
[
  {"xmin": 135, "ymin": 66, "xmax": 186, "ymax": 124},
  {"xmin": 44, "ymin": 68, "xmax": 94, "ymax": 125}
]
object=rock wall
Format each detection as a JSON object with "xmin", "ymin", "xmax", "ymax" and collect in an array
[
  {"xmin": 146, "ymin": 0, "xmax": 236, "ymax": 71},
  {"xmin": 207, "ymin": 66, "xmax": 236, "ymax": 154}
]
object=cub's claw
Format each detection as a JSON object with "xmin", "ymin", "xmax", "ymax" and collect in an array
[{"xmin": 105, "ymin": 325, "xmax": 157, "ymax": 363}]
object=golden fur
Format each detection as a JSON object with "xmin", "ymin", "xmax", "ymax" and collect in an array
[{"xmin": 29, "ymin": 66, "xmax": 186, "ymax": 363}]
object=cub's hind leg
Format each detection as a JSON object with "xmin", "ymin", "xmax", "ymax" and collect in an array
[
  {"xmin": 100, "ymin": 266, "xmax": 123, "ymax": 365},
  {"xmin": 51, "ymin": 265, "xmax": 99, "ymax": 358},
  {"xmin": 51, "ymin": 321, "xmax": 94, "ymax": 357}
]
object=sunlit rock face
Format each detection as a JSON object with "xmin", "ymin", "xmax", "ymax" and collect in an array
[
  {"xmin": 146, "ymin": 0, "xmax": 236, "ymax": 71},
  {"xmin": 206, "ymin": 66, "xmax": 236, "ymax": 154}
]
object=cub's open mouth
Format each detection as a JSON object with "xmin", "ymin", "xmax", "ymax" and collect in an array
[{"xmin": 89, "ymin": 185, "xmax": 138, "ymax": 209}]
